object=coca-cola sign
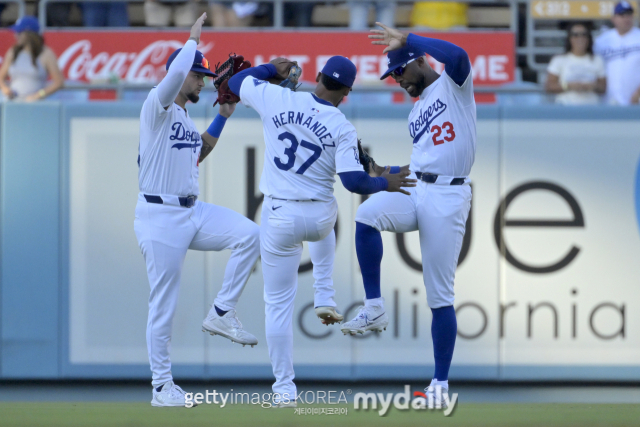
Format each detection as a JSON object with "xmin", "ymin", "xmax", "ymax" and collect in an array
[
  {"xmin": 0, "ymin": 30, "xmax": 515, "ymax": 85},
  {"xmin": 56, "ymin": 39, "xmax": 213, "ymax": 83}
]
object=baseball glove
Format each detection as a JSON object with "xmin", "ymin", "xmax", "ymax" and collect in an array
[
  {"xmin": 212, "ymin": 54, "xmax": 252, "ymax": 106},
  {"xmin": 278, "ymin": 65, "xmax": 302, "ymax": 91},
  {"xmin": 357, "ymin": 139, "xmax": 375, "ymax": 174}
]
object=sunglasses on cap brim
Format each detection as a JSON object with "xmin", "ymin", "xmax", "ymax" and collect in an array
[
  {"xmin": 195, "ymin": 57, "xmax": 210, "ymax": 70},
  {"xmin": 393, "ymin": 58, "xmax": 417, "ymax": 77}
]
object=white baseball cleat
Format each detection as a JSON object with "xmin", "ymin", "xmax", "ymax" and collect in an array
[
  {"xmin": 151, "ymin": 381, "xmax": 192, "ymax": 407},
  {"xmin": 425, "ymin": 379, "xmax": 450, "ymax": 409},
  {"xmin": 340, "ymin": 303, "xmax": 388, "ymax": 335},
  {"xmin": 202, "ymin": 308, "xmax": 258, "ymax": 347},
  {"xmin": 315, "ymin": 306, "xmax": 344, "ymax": 325},
  {"xmin": 271, "ymin": 401, "xmax": 297, "ymax": 408}
]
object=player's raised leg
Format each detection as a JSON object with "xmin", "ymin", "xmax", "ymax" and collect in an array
[
  {"xmin": 416, "ymin": 184, "xmax": 471, "ymax": 404},
  {"xmin": 189, "ymin": 201, "xmax": 260, "ymax": 346},
  {"xmin": 309, "ymin": 230, "xmax": 343, "ymax": 325},
  {"xmin": 341, "ymin": 189, "xmax": 418, "ymax": 334}
]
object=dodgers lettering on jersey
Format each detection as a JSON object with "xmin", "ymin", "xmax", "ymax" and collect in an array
[
  {"xmin": 138, "ymin": 88, "xmax": 202, "ymax": 196},
  {"xmin": 240, "ymin": 77, "xmax": 363, "ymax": 202},
  {"xmin": 409, "ymin": 70, "xmax": 476, "ymax": 177}
]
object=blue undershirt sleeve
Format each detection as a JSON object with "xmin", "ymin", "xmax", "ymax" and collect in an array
[
  {"xmin": 228, "ymin": 64, "xmax": 277, "ymax": 96},
  {"xmin": 338, "ymin": 171, "xmax": 388, "ymax": 194},
  {"xmin": 405, "ymin": 33, "xmax": 471, "ymax": 87}
]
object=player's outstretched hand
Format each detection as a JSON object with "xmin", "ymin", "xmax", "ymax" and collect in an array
[
  {"xmin": 189, "ymin": 12, "xmax": 207, "ymax": 44},
  {"xmin": 369, "ymin": 22, "xmax": 407, "ymax": 54},
  {"xmin": 381, "ymin": 167, "xmax": 416, "ymax": 196},
  {"xmin": 219, "ymin": 102, "xmax": 236, "ymax": 118},
  {"xmin": 270, "ymin": 57, "xmax": 298, "ymax": 82}
]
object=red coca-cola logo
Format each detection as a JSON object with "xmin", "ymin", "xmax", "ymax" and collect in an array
[{"xmin": 57, "ymin": 39, "xmax": 213, "ymax": 83}]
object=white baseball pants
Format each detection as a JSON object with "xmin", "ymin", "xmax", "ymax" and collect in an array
[
  {"xmin": 308, "ymin": 229, "xmax": 337, "ymax": 309},
  {"xmin": 261, "ymin": 196, "xmax": 338, "ymax": 401},
  {"xmin": 355, "ymin": 177, "xmax": 471, "ymax": 308},
  {"xmin": 134, "ymin": 193, "xmax": 260, "ymax": 387}
]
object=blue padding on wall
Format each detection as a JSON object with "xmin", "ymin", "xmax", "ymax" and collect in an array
[{"xmin": 1, "ymin": 102, "xmax": 61, "ymax": 377}]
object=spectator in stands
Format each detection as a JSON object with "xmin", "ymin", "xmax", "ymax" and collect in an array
[
  {"xmin": 81, "ymin": 2, "xmax": 129, "ymax": 27},
  {"xmin": 0, "ymin": 16, "xmax": 63, "ymax": 101},
  {"xmin": 594, "ymin": 1, "xmax": 640, "ymax": 104},
  {"xmin": 349, "ymin": 1, "xmax": 395, "ymax": 30},
  {"xmin": 284, "ymin": 2, "xmax": 314, "ymax": 27},
  {"xmin": 44, "ymin": 1, "xmax": 72, "ymax": 27},
  {"xmin": 144, "ymin": 0, "xmax": 198, "ymax": 27},
  {"xmin": 546, "ymin": 22, "xmax": 606, "ymax": 105},
  {"xmin": 209, "ymin": 2, "xmax": 257, "ymax": 27}
]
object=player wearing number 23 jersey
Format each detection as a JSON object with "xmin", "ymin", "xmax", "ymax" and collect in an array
[{"xmin": 342, "ymin": 24, "xmax": 476, "ymax": 409}]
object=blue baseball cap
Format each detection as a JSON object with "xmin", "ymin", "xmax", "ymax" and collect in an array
[
  {"xmin": 166, "ymin": 48, "xmax": 217, "ymax": 78},
  {"xmin": 11, "ymin": 16, "xmax": 40, "ymax": 34},
  {"xmin": 614, "ymin": 1, "xmax": 634, "ymax": 14},
  {"xmin": 380, "ymin": 45, "xmax": 426, "ymax": 80},
  {"xmin": 321, "ymin": 56, "xmax": 357, "ymax": 88}
]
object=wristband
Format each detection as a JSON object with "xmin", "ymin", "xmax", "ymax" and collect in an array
[
  {"xmin": 38, "ymin": 89, "xmax": 46, "ymax": 99},
  {"xmin": 390, "ymin": 166, "xmax": 401, "ymax": 174},
  {"xmin": 207, "ymin": 114, "xmax": 227, "ymax": 138}
]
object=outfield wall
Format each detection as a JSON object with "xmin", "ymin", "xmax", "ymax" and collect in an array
[{"xmin": 1, "ymin": 102, "xmax": 640, "ymax": 381}]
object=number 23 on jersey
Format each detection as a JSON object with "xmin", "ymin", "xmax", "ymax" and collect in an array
[{"xmin": 431, "ymin": 121, "xmax": 456, "ymax": 146}]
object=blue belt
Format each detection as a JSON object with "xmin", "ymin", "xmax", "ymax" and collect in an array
[
  {"xmin": 415, "ymin": 172, "xmax": 465, "ymax": 185},
  {"xmin": 144, "ymin": 194, "xmax": 197, "ymax": 208}
]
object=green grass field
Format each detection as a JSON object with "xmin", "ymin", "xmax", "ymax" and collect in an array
[{"xmin": 2, "ymin": 403, "xmax": 639, "ymax": 427}]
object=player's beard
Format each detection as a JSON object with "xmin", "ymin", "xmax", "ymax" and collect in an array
[
  {"xmin": 187, "ymin": 91, "xmax": 200, "ymax": 104},
  {"xmin": 408, "ymin": 74, "xmax": 427, "ymax": 98}
]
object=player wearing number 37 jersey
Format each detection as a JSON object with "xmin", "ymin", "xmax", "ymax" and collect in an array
[
  {"xmin": 341, "ymin": 23, "xmax": 476, "ymax": 408},
  {"xmin": 227, "ymin": 56, "xmax": 415, "ymax": 405}
]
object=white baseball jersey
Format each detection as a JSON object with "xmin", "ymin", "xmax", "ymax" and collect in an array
[
  {"xmin": 594, "ymin": 27, "xmax": 640, "ymax": 105},
  {"xmin": 138, "ymin": 88, "xmax": 202, "ymax": 196},
  {"xmin": 409, "ymin": 69, "xmax": 476, "ymax": 177},
  {"xmin": 240, "ymin": 78, "xmax": 364, "ymax": 202}
]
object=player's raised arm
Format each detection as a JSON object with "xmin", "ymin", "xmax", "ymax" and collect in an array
[
  {"xmin": 156, "ymin": 13, "xmax": 207, "ymax": 108},
  {"xmin": 370, "ymin": 22, "xmax": 471, "ymax": 86},
  {"xmin": 200, "ymin": 102, "xmax": 236, "ymax": 163},
  {"xmin": 227, "ymin": 57, "xmax": 297, "ymax": 96}
]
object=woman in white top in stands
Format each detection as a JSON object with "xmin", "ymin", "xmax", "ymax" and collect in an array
[
  {"xmin": 545, "ymin": 22, "xmax": 606, "ymax": 105},
  {"xmin": 0, "ymin": 16, "xmax": 63, "ymax": 102}
]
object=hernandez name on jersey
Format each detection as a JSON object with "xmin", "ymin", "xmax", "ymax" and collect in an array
[{"xmin": 240, "ymin": 77, "xmax": 363, "ymax": 202}]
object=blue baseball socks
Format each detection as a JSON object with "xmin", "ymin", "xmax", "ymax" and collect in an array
[
  {"xmin": 355, "ymin": 222, "xmax": 383, "ymax": 302},
  {"xmin": 431, "ymin": 305, "xmax": 457, "ymax": 383}
]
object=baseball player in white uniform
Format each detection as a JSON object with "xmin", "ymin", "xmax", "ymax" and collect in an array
[
  {"xmin": 225, "ymin": 56, "xmax": 415, "ymax": 406},
  {"xmin": 594, "ymin": 1, "xmax": 640, "ymax": 105},
  {"xmin": 341, "ymin": 23, "xmax": 475, "ymax": 408},
  {"xmin": 135, "ymin": 14, "xmax": 260, "ymax": 406}
]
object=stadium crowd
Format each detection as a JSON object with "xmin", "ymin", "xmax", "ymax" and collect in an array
[{"xmin": 0, "ymin": 1, "xmax": 639, "ymax": 104}]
